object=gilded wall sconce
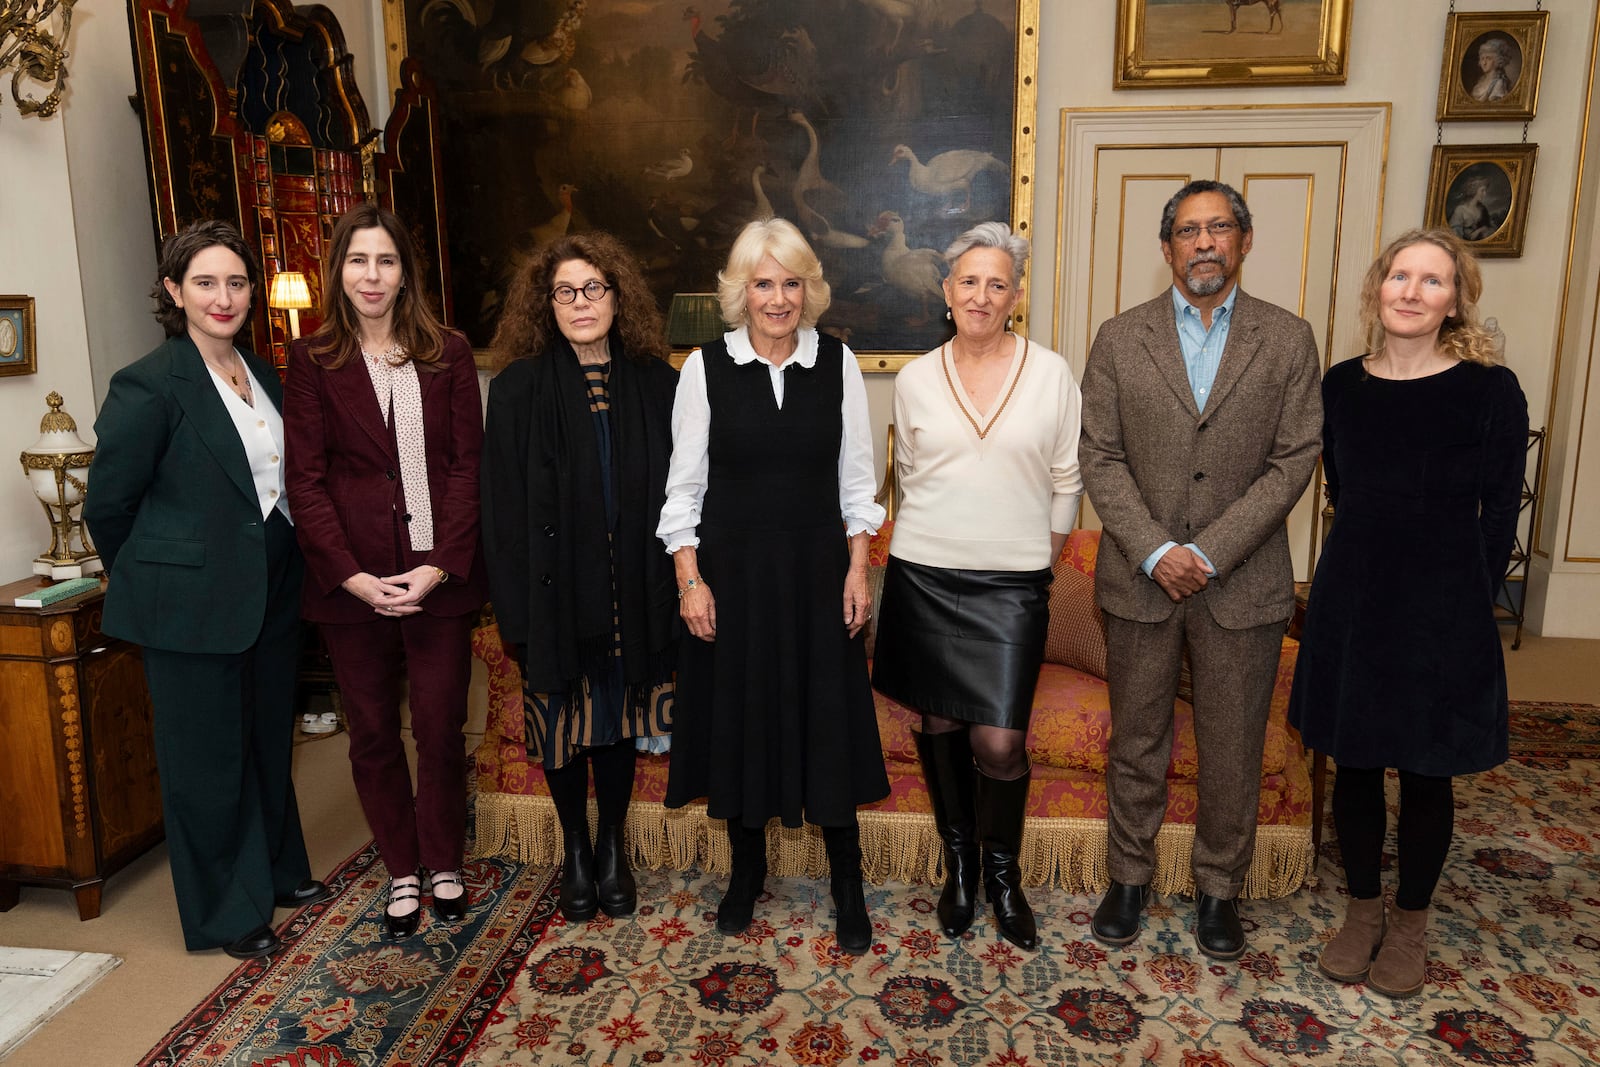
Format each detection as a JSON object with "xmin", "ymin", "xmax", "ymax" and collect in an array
[{"xmin": 0, "ymin": 0, "xmax": 76, "ymax": 121}]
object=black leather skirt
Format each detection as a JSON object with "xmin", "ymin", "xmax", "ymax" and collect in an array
[{"xmin": 871, "ymin": 555, "xmax": 1052, "ymax": 731}]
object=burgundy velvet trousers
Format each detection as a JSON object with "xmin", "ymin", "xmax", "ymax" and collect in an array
[{"xmin": 320, "ymin": 611, "xmax": 474, "ymax": 876}]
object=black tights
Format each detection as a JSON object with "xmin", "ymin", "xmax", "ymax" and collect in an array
[
  {"xmin": 921, "ymin": 715, "xmax": 1029, "ymax": 779},
  {"xmin": 1332, "ymin": 764, "xmax": 1454, "ymax": 911},
  {"xmin": 545, "ymin": 741, "xmax": 638, "ymax": 837}
]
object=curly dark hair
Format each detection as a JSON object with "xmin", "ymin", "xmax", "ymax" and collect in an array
[
  {"xmin": 306, "ymin": 204, "xmax": 452, "ymax": 371},
  {"xmin": 150, "ymin": 220, "xmax": 261, "ymax": 338},
  {"xmin": 490, "ymin": 231, "xmax": 668, "ymax": 371}
]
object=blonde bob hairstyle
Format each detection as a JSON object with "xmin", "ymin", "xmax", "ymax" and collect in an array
[
  {"xmin": 1359, "ymin": 227, "xmax": 1501, "ymax": 367},
  {"xmin": 716, "ymin": 217, "xmax": 831, "ymax": 331}
]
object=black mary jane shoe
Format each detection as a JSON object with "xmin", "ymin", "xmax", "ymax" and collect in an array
[
  {"xmin": 1091, "ymin": 881, "xmax": 1150, "ymax": 947},
  {"xmin": 430, "ymin": 871, "xmax": 469, "ymax": 923},
  {"xmin": 275, "ymin": 879, "xmax": 333, "ymax": 909},
  {"xmin": 1195, "ymin": 892, "xmax": 1247, "ymax": 960},
  {"xmin": 386, "ymin": 876, "xmax": 422, "ymax": 939},
  {"xmin": 223, "ymin": 924, "xmax": 282, "ymax": 960}
]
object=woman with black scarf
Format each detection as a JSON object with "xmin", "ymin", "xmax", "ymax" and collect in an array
[{"xmin": 482, "ymin": 232, "xmax": 678, "ymax": 922}]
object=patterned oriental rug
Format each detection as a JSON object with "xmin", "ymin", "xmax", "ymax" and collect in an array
[
  {"xmin": 1507, "ymin": 701, "xmax": 1600, "ymax": 758},
  {"xmin": 142, "ymin": 755, "xmax": 1600, "ymax": 1067}
]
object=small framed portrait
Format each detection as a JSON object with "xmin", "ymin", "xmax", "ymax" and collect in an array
[
  {"xmin": 0, "ymin": 295, "xmax": 37, "ymax": 377},
  {"xmin": 1424, "ymin": 144, "xmax": 1538, "ymax": 259},
  {"xmin": 1437, "ymin": 11, "xmax": 1548, "ymax": 122}
]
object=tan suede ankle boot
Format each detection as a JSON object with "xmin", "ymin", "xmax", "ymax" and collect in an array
[
  {"xmin": 1368, "ymin": 905, "xmax": 1429, "ymax": 998},
  {"xmin": 1318, "ymin": 895, "xmax": 1386, "ymax": 983}
]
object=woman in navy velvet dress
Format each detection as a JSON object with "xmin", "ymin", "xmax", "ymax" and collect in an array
[{"xmin": 1289, "ymin": 228, "xmax": 1528, "ymax": 999}]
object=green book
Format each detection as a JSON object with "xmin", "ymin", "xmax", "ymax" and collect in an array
[{"xmin": 14, "ymin": 577, "xmax": 101, "ymax": 608}]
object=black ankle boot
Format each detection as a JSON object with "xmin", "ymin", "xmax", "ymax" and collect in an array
[
  {"xmin": 976, "ymin": 764, "xmax": 1038, "ymax": 951},
  {"xmin": 914, "ymin": 730, "xmax": 980, "ymax": 937},
  {"xmin": 595, "ymin": 822, "xmax": 637, "ymax": 917},
  {"xmin": 559, "ymin": 828, "xmax": 598, "ymax": 923},
  {"xmin": 716, "ymin": 824, "xmax": 768, "ymax": 935},
  {"xmin": 823, "ymin": 824, "xmax": 872, "ymax": 954}
]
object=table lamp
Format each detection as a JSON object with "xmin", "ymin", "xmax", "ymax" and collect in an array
[
  {"xmin": 268, "ymin": 271, "xmax": 314, "ymax": 340},
  {"xmin": 19, "ymin": 391, "xmax": 101, "ymax": 579}
]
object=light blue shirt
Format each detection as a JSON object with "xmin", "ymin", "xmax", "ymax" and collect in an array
[{"xmin": 1139, "ymin": 285, "xmax": 1237, "ymax": 578}]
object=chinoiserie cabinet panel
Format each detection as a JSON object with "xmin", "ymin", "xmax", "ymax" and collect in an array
[{"xmin": 0, "ymin": 576, "xmax": 163, "ymax": 919}]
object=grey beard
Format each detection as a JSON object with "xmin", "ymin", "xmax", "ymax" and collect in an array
[{"xmin": 1186, "ymin": 272, "xmax": 1227, "ymax": 296}]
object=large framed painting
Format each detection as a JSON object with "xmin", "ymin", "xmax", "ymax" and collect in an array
[
  {"xmin": 1424, "ymin": 143, "xmax": 1538, "ymax": 259},
  {"xmin": 383, "ymin": 0, "xmax": 1039, "ymax": 366},
  {"xmin": 1114, "ymin": 0, "xmax": 1353, "ymax": 88}
]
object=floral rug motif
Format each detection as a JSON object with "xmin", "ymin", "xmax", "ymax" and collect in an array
[
  {"xmin": 136, "ymin": 842, "xmax": 559, "ymax": 1067},
  {"xmin": 461, "ymin": 757, "xmax": 1600, "ymax": 1066},
  {"xmin": 1507, "ymin": 701, "xmax": 1600, "ymax": 758},
  {"xmin": 139, "ymin": 757, "xmax": 1600, "ymax": 1066}
]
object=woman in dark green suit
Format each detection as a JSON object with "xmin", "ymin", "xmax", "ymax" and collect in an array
[{"xmin": 85, "ymin": 220, "xmax": 328, "ymax": 959}]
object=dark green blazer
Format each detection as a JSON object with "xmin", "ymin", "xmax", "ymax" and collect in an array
[{"xmin": 85, "ymin": 334, "xmax": 302, "ymax": 654}]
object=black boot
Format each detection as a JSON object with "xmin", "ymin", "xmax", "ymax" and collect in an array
[
  {"xmin": 559, "ymin": 828, "xmax": 598, "ymax": 922},
  {"xmin": 976, "ymin": 764, "xmax": 1038, "ymax": 951},
  {"xmin": 822, "ymin": 824, "xmax": 872, "ymax": 955},
  {"xmin": 716, "ymin": 823, "xmax": 768, "ymax": 935},
  {"xmin": 915, "ymin": 730, "xmax": 980, "ymax": 937},
  {"xmin": 595, "ymin": 822, "xmax": 637, "ymax": 917},
  {"xmin": 546, "ymin": 756, "xmax": 598, "ymax": 923}
]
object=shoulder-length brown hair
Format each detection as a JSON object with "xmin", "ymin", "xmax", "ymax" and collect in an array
[
  {"xmin": 490, "ymin": 231, "xmax": 668, "ymax": 371},
  {"xmin": 151, "ymin": 220, "xmax": 261, "ymax": 338},
  {"xmin": 306, "ymin": 204, "xmax": 451, "ymax": 370},
  {"xmin": 1359, "ymin": 227, "xmax": 1501, "ymax": 367}
]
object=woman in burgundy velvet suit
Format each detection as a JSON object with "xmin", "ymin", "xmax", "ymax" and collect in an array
[{"xmin": 284, "ymin": 205, "xmax": 486, "ymax": 939}]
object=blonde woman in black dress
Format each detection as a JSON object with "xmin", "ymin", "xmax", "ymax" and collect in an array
[{"xmin": 1290, "ymin": 228, "xmax": 1527, "ymax": 998}]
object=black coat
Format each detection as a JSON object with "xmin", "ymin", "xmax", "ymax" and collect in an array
[{"xmin": 481, "ymin": 343, "xmax": 679, "ymax": 691}]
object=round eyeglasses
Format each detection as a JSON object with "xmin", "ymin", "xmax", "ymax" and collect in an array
[{"xmin": 552, "ymin": 280, "xmax": 612, "ymax": 304}]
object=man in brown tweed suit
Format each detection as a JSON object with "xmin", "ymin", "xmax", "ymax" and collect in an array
[{"xmin": 1079, "ymin": 180, "xmax": 1322, "ymax": 959}]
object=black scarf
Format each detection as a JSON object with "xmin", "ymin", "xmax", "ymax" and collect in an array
[{"xmin": 540, "ymin": 336, "xmax": 675, "ymax": 687}]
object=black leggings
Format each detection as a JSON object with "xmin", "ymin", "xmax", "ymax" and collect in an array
[
  {"xmin": 545, "ymin": 740, "xmax": 638, "ymax": 837},
  {"xmin": 1332, "ymin": 764, "xmax": 1454, "ymax": 911}
]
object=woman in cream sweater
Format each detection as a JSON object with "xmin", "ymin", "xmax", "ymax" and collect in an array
[{"xmin": 873, "ymin": 221, "xmax": 1083, "ymax": 952}]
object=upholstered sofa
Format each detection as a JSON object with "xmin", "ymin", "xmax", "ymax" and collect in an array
[{"xmin": 470, "ymin": 526, "xmax": 1315, "ymax": 898}]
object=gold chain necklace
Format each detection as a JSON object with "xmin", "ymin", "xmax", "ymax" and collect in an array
[{"xmin": 941, "ymin": 336, "xmax": 1028, "ymax": 440}]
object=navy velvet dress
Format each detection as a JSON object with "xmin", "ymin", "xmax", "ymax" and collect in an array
[{"xmin": 1289, "ymin": 356, "xmax": 1528, "ymax": 776}]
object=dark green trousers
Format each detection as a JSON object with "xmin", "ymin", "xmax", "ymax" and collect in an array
[{"xmin": 140, "ymin": 510, "xmax": 312, "ymax": 950}]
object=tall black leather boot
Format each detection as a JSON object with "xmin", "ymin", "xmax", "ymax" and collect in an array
[
  {"xmin": 822, "ymin": 824, "xmax": 872, "ymax": 954},
  {"xmin": 976, "ymin": 764, "xmax": 1038, "ymax": 950},
  {"xmin": 716, "ymin": 823, "xmax": 768, "ymax": 935},
  {"xmin": 914, "ymin": 730, "xmax": 981, "ymax": 937}
]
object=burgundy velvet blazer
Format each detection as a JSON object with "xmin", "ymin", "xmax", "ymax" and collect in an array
[{"xmin": 284, "ymin": 332, "xmax": 487, "ymax": 624}]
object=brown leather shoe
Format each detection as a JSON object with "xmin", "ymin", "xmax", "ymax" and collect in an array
[
  {"xmin": 1368, "ymin": 905, "xmax": 1428, "ymax": 998},
  {"xmin": 1317, "ymin": 895, "xmax": 1385, "ymax": 983}
]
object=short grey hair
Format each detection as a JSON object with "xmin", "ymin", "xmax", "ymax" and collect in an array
[
  {"xmin": 1158, "ymin": 180, "xmax": 1253, "ymax": 243},
  {"xmin": 1478, "ymin": 37, "xmax": 1512, "ymax": 64},
  {"xmin": 943, "ymin": 221, "xmax": 1030, "ymax": 284}
]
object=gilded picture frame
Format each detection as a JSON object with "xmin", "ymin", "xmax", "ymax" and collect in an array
[
  {"xmin": 1113, "ymin": 0, "xmax": 1352, "ymax": 89},
  {"xmin": 382, "ymin": 0, "xmax": 1040, "ymax": 373},
  {"xmin": 1436, "ymin": 11, "xmax": 1548, "ymax": 123},
  {"xmin": 1424, "ymin": 144, "xmax": 1538, "ymax": 259},
  {"xmin": 0, "ymin": 295, "xmax": 38, "ymax": 377}
]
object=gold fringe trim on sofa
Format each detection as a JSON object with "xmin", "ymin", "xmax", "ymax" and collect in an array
[{"xmin": 472, "ymin": 791, "xmax": 1315, "ymax": 900}]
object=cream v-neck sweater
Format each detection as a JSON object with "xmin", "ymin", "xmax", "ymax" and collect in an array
[{"xmin": 889, "ymin": 336, "xmax": 1084, "ymax": 571}]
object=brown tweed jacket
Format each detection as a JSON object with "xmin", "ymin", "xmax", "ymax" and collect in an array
[{"xmin": 1080, "ymin": 288, "xmax": 1323, "ymax": 629}]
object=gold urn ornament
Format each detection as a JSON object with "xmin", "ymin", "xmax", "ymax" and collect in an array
[{"xmin": 19, "ymin": 390, "xmax": 101, "ymax": 579}]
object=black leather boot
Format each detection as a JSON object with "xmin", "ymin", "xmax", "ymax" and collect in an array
[
  {"xmin": 595, "ymin": 822, "xmax": 637, "ymax": 917},
  {"xmin": 823, "ymin": 824, "xmax": 872, "ymax": 954},
  {"xmin": 914, "ymin": 730, "xmax": 981, "ymax": 937},
  {"xmin": 716, "ymin": 824, "xmax": 768, "ymax": 935},
  {"xmin": 559, "ymin": 827, "xmax": 598, "ymax": 923},
  {"xmin": 976, "ymin": 764, "xmax": 1038, "ymax": 951}
]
